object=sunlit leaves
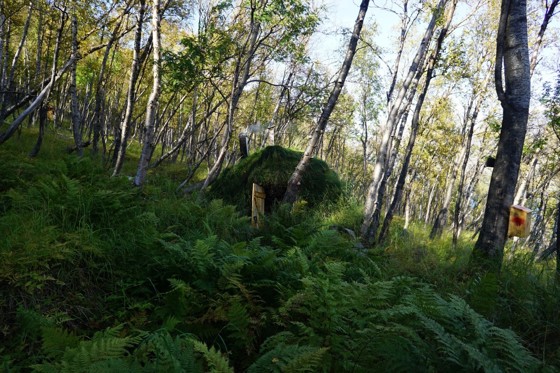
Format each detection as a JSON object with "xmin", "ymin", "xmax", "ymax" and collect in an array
[
  {"xmin": 247, "ymin": 0, "xmax": 321, "ymax": 62},
  {"xmin": 162, "ymin": 4, "xmax": 234, "ymax": 90}
]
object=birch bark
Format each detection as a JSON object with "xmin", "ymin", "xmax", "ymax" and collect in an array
[
  {"xmin": 283, "ymin": 0, "xmax": 369, "ymax": 204},
  {"xmin": 70, "ymin": 6, "xmax": 82, "ymax": 156},
  {"xmin": 361, "ymin": 0, "xmax": 447, "ymax": 242},
  {"xmin": 112, "ymin": 1, "xmax": 148, "ymax": 175},
  {"xmin": 472, "ymin": 0, "xmax": 531, "ymax": 269},
  {"xmin": 134, "ymin": 0, "xmax": 161, "ymax": 186}
]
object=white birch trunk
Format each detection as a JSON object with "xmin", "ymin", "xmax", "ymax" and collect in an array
[
  {"xmin": 361, "ymin": 0, "xmax": 446, "ymax": 241},
  {"xmin": 70, "ymin": 7, "xmax": 82, "ymax": 156},
  {"xmin": 283, "ymin": 0, "xmax": 369, "ymax": 204},
  {"xmin": 472, "ymin": 0, "xmax": 531, "ymax": 269},
  {"xmin": 134, "ymin": 0, "xmax": 161, "ymax": 186}
]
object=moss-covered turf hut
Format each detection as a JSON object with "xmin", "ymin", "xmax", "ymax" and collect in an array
[{"xmin": 208, "ymin": 146, "xmax": 342, "ymax": 213}]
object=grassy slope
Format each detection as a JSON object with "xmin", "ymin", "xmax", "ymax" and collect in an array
[{"xmin": 0, "ymin": 131, "xmax": 558, "ymax": 371}]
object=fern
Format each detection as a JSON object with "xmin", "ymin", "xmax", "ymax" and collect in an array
[
  {"xmin": 192, "ymin": 236, "xmax": 218, "ymax": 275},
  {"xmin": 191, "ymin": 339, "xmax": 234, "ymax": 373},
  {"xmin": 276, "ymin": 268, "xmax": 541, "ymax": 372},
  {"xmin": 80, "ymin": 358, "xmax": 131, "ymax": 373},
  {"xmin": 226, "ymin": 296, "xmax": 254, "ymax": 352},
  {"xmin": 32, "ymin": 328, "xmax": 225, "ymax": 373},
  {"xmin": 247, "ymin": 344, "xmax": 327, "ymax": 373},
  {"xmin": 40, "ymin": 326, "xmax": 80, "ymax": 359},
  {"xmin": 282, "ymin": 346, "xmax": 328, "ymax": 373},
  {"xmin": 32, "ymin": 326, "xmax": 138, "ymax": 373},
  {"xmin": 134, "ymin": 331, "xmax": 203, "ymax": 372}
]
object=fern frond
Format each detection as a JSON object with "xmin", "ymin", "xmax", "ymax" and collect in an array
[
  {"xmin": 33, "ymin": 326, "xmax": 137, "ymax": 373},
  {"xmin": 247, "ymin": 344, "xmax": 327, "ymax": 373},
  {"xmin": 81, "ymin": 358, "xmax": 130, "ymax": 373},
  {"xmin": 282, "ymin": 346, "xmax": 328, "ymax": 373},
  {"xmin": 226, "ymin": 296, "xmax": 253, "ymax": 350},
  {"xmin": 191, "ymin": 339, "xmax": 234, "ymax": 373},
  {"xmin": 135, "ymin": 331, "xmax": 202, "ymax": 372},
  {"xmin": 192, "ymin": 236, "xmax": 218, "ymax": 274},
  {"xmin": 40, "ymin": 326, "xmax": 80, "ymax": 359},
  {"xmin": 259, "ymin": 332, "xmax": 298, "ymax": 353},
  {"xmin": 487, "ymin": 326, "xmax": 540, "ymax": 371}
]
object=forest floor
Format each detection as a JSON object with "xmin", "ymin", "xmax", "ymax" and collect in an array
[{"xmin": 1, "ymin": 131, "xmax": 559, "ymax": 372}]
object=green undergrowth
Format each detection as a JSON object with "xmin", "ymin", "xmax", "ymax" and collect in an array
[
  {"xmin": 378, "ymin": 219, "xmax": 560, "ymax": 368},
  {"xmin": 0, "ymin": 132, "xmax": 558, "ymax": 371}
]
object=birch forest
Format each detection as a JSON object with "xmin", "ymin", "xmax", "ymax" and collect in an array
[{"xmin": 1, "ymin": 0, "xmax": 560, "ymax": 371}]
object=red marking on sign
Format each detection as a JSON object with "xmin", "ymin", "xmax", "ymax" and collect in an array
[{"xmin": 512, "ymin": 216, "xmax": 525, "ymax": 226}]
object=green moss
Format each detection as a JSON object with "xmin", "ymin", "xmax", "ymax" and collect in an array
[{"xmin": 209, "ymin": 146, "xmax": 342, "ymax": 212}]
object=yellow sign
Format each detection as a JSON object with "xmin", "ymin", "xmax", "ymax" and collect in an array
[
  {"xmin": 252, "ymin": 183, "xmax": 265, "ymax": 228},
  {"xmin": 508, "ymin": 205, "xmax": 531, "ymax": 238}
]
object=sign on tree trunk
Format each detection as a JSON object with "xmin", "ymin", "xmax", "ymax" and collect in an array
[
  {"xmin": 252, "ymin": 183, "xmax": 265, "ymax": 228},
  {"xmin": 508, "ymin": 205, "xmax": 531, "ymax": 238}
]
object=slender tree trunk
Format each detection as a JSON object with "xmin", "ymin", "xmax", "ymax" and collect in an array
[
  {"xmin": 361, "ymin": 0, "xmax": 447, "ymax": 243},
  {"xmin": 472, "ymin": 0, "xmax": 531, "ymax": 270},
  {"xmin": 527, "ymin": 188, "xmax": 550, "ymax": 252},
  {"xmin": 403, "ymin": 187, "xmax": 411, "ymax": 230},
  {"xmin": 430, "ymin": 150, "xmax": 464, "ymax": 239},
  {"xmin": 0, "ymin": 15, "xmax": 9, "ymax": 105},
  {"xmin": 262, "ymin": 70, "xmax": 292, "ymax": 147},
  {"xmin": 134, "ymin": 0, "xmax": 161, "ymax": 186},
  {"xmin": 0, "ymin": 0, "xmax": 33, "ymax": 121},
  {"xmin": 28, "ymin": 104, "xmax": 46, "ymax": 157},
  {"xmin": 367, "ymin": 97, "xmax": 411, "ymax": 243},
  {"xmin": 425, "ymin": 182, "xmax": 436, "ymax": 224},
  {"xmin": 200, "ymin": 11, "xmax": 261, "ymax": 191},
  {"xmin": 451, "ymin": 108, "xmax": 479, "ymax": 245},
  {"xmin": 359, "ymin": 98, "xmax": 369, "ymax": 180},
  {"xmin": 529, "ymin": 0, "xmax": 558, "ymax": 75},
  {"xmin": 556, "ymin": 198, "xmax": 560, "ymax": 284},
  {"xmin": 112, "ymin": 0, "xmax": 147, "ymax": 175},
  {"xmin": 283, "ymin": 0, "xmax": 369, "ymax": 204},
  {"xmin": 0, "ymin": 0, "xmax": 5, "ymax": 96},
  {"xmin": 92, "ymin": 7, "xmax": 129, "ymax": 154},
  {"xmin": 513, "ymin": 150, "xmax": 539, "ymax": 205},
  {"xmin": 152, "ymin": 93, "xmax": 228, "ymax": 168},
  {"xmin": 379, "ymin": 77, "xmax": 429, "ymax": 242},
  {"xmin": 35, "ymin": 1, "xmax": 43, "ymax": 87},
  {"xmin": 385, "ymin": 0, "xmax": 410, "ymax": 105},
  {"xmin": 70, "ymin": 7, "xmax": 82, "ymax": 156}
]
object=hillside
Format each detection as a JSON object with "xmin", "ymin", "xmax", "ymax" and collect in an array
[{"xmin": 1, "ymin": 132, "xmax": 558, "ymax": 371}]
